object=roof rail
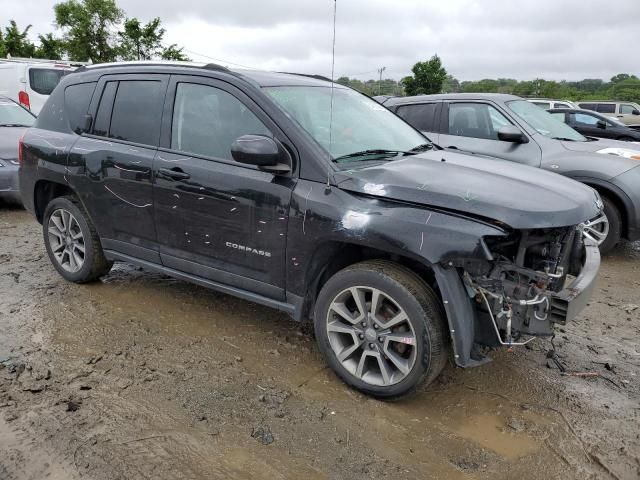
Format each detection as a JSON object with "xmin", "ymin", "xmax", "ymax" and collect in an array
[
  {"xmin": 202, "ymin": 63, "xmax": 230, "ymax": 72},
  {"xmin": 277, "ymin": 72, "xmax": 333, "ymax": 83}
]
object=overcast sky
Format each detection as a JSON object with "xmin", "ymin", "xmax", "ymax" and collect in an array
[{"xmin": 3, "ymin": 0, "xmax": 640, "ymax": 81}]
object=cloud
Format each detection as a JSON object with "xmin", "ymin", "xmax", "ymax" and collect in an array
[{"xmin": 4, "ymin": 0, "xmax": 640, "ymax": 81}]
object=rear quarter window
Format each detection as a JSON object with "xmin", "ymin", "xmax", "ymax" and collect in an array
[
  {"xmin": 64, "ymin": 82, "xmax": 96, "ymax": 134},
  {"xmin": 28, "ymin": 68, "xmax": 68, "ymax": 95},
  {"xmin": 395, "ymin": 103, "xmax": 438, "ymax": 131}
]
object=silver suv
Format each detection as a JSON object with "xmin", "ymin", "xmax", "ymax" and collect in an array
[
  {"xmin": 576, "ymin": 101, "xmax": 640, "ymax": 129},
  {"xmin": 380, "ymin": 93, "xmax": 640, "ymax": 253}
]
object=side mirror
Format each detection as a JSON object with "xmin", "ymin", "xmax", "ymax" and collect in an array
[
  {"xmin": 632, "ymin": 109, "xmax": 640, "ymax": 116},
  {"xmin": 231, "ymin": 135, "xmax": 290, "ymax": 172},
  {"xmin": 497, "ymin": 125, "xmax": 528, "ymax": 143},
  {"xmin": 596, "ymin": 120, "xmax": 607, "ymax": 129}
]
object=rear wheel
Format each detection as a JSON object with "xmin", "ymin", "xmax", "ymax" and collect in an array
[
  {"xmin": 314, "ymin": 260, "xmax": 448, "ymax": 399},
  {"xmin": 43, "ymin": 196, "xmax": 113, "ymax": 283}
]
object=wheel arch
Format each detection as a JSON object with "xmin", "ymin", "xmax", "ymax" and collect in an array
[
  {"xmin": 299, "ymin": 240, "xmax": 440, "ymax": 324},
  {"xmin": 33, "ymin": 180, "xmax": 76, "ymax": 224},
  {"xmin": 579, "ymin": 179, "xmax": 630, "ymax": 240}
]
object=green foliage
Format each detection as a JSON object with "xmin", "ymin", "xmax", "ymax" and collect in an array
[
  {"xmin": 34, "ymin": 33, "xmax": 65, "ymax": 59},
  {"xmin": 401, "ymin": 55, "xmax": 447, "ymax": 96},
  {"xmin": 54, "ymin": 0, "xmax": 124, "ymax": 62},
  {"xmin": 160, "ymin": 44, "xmax": 190, "ymax": 61},
  {"xmin": 3, "ymin": 20, "xmax": 36, "ymax": 57},
  {"xmin": 119, "ymin": 17, "xmax": 165, "ymax": 61},
  {"xmin": 610, "ymin": 78, "xmax": 640, "ymax": 102},
  {"xmin": 336, "ymin": 76, "xmax": 403, "ymax": 97}
]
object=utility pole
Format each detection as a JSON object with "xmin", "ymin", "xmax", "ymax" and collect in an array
[{"xmin": 378, "ymin": 66, "xmax": 386, "ymax": 95}]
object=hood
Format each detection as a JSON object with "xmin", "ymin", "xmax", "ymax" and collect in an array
[
  {"xmin": 561, "ymin": 137, "xmax": 640, "ymax": 155},
  {"xmin": 334, "ymin": 150, "xmax": 600, "ymax": 230},
  {"xmin": 0, "ymin": 126, "xmax": 27, "ymax": 161}
]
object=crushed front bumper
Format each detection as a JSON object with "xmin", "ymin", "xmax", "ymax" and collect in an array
[{"xmin": 548, "ymin": 240, "xmax": 600, "ymax": 324}]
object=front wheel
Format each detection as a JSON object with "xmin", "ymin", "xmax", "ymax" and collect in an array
[
  {"xmin": 314, "ymin": 260, "xmax": 448, "ymax": 399},
  {"xmin": 43, "ymin": 196, "xmax": 113, "ymax": 283},
  {"xmin": 583, "ymin": 196, "xmax": 621, "ymax": 254}
]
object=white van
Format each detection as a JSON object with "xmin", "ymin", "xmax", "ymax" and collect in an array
[{"xmin": 0, "ymin": 58, "xmax": 86, "ymax": 115}]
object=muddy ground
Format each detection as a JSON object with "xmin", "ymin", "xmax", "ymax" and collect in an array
[{"xmin": 0, "ymin": 205, "xmax": 638, "ymax": 480}]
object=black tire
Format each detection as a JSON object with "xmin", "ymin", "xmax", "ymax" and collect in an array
[
  {"xmin": 599, "ymin": 196, "xmax": 622, "ymax": 254},
  {"xmin": 42, "ymin": 195, "xmax": 113, "ymax": 283},
  {"xmin": 314, "ymin": 260, "xmax": 448, "ymax": 400}
]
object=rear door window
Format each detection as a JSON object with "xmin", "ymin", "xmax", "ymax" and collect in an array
[
  {"xmin": 64, "ymin": 82, "xmax": 96, "ymax": 134},
  {"xmin": 109, "ymin": 80, "xmax": 164, "ymax": 145},
  {"xmin": 596, "ymin": 104, "xmax": 616, "ymax": 114},
  {"xmin": 395, "ymin": 103, "xmax": 438, "ymax": 132},
  {"xmin": 532, "ymin": 101, "xmax": 551, "ymax": 109},
  {"xmin": 553, "ymin": 103, "xmax": 569, "ymax": 109},
  {"xmin": 578, "ymin": 103, "xmax": 596, "ymax": 111},
  {"xmin": 28, "ymin": 68, "xmax": 67, "ymax": 95}
]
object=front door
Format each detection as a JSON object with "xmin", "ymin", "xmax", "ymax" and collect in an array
[
  {"xmin": 438, "ymin": 101, "xmax": 542, "ymax": 167},
  {"xmin": 69, "ymin": 74, "xmax": 168, "ymax": 261},
  {"xmin": 153, "ymin": 76, "xmax": 294, "ymax": 299},
  {"xmin": 567, "ymin": 111, "xmax": 616, "ymax": 139}
]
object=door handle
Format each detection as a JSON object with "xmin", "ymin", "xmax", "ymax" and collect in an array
[{"xmin": 158, "ymin": 167, "xmax": 190, "ymax": 180}]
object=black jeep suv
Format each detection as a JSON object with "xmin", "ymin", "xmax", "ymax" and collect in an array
[{"xmin": 19, "ymin": 62, "xmax": 601, "ymax": 398}]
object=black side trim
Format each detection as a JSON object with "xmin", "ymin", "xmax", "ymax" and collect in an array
[
  {"xmin": 101, "ymin": 238, "xmax": 160, "ymax": 263},
  {"xmin": 160, "ymin": 253, "xmax": 284, "ymax": 300},
  {"xmin": 104, "ymin": 250, "xmax": 298, "ymax": 317}
]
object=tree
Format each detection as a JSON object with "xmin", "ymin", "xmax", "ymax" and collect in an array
[
  {"xmin": 3, "ymin": 20, "xmax": 36, "ymax": 57},
  {"xmin": 34, "ymin": 33, "xmax": 65, "ymax": 59},
  {"xmin": 54, "ymin": 0, "xmax": 124, "ymax": 62},
  {"xmin": 160, "ymin": 44, "xmax": 189, "ymax": 61},
  {"xmin": 401, "ymin": 55, "xmax": 447, "ymax": 96},
  {"xmin": 118, "ymin": 17, "xmax": 164, "ymax": 60},
  {"xmin": 611, "ymin": 73, "xmax": 638, "ymax": 84},
  {"xmin": 442, "ymin": 74, "xmax": 460, "ymax": 93}
]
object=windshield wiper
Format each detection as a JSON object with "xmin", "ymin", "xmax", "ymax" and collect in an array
[
  {"xmin": 332, "ymin": 149, "xmax": 406, "ymax": 163},
  {"xmin": 0, "ymin": 123, "xmax": 32, "ymax": 127},
  {"xmin": 405, "ymin": 143, "xmax": 435, "ymax": 154}
]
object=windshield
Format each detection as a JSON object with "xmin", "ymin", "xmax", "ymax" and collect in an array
[
  {"xmin": 507, "ymin": 100, "xmax": 586, "ymax": 141},
  {"xmin": 0, "ymin": 101, "xmax": 35, "ymax": 127},
  {"xmin": 264, "ymin": 86, "xmax": 428, "ymax": 160}
]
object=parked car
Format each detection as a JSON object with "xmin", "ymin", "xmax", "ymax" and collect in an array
[
  {"xmin": 0, "ymin": 95, "xmax": 35, "ymax": 205},
  {"xmin": 20, "ymin": 62, "xmax": 601, "ymax": 399},
  {"xmin": 576, "ymin": 101, "xmax": 640, "ymax": 129},
  {"xmin": 381, "ymin": 93, "xmax": 640, "ymax": 253},
  {"xmin": 528, "ymin": 98, "xmax": 577, "ymax": 109},
  {"xmin": 0, "ymin": 58, "xmax": 84, "ymax": 114},
  {"xmin": 548, "ymin": 108, "xmax": 640, "ymax": 142}
]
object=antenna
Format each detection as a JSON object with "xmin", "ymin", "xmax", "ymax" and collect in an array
[{"xmin": 327, "ymin": 0, "xmax": 337, "ymax": 188}]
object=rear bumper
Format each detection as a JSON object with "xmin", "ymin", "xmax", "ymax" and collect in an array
[
  {"xmin": 549, "ymin": 241, "xmax": 600, "ymax": 325},
  {"xmin": 0, "ymin": 167, "xmax": 22, "ymax": 203}
]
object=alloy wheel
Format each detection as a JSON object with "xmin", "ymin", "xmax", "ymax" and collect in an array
[
  {"xmin": 47, "ymin": 208, "xmax": 85, "ymax": 273},
  {"xmin": 325, "ymin": 286, "xmax": 417, "ymax": 387},
  {"xmin": 582, "ymin": 213, "xmax": 609, "ymax": 246}
]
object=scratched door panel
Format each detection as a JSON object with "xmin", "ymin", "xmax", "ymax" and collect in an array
[
  {"xmin": 154, "ymin": 151, "xmax": 290, "ymax": 289},
  {"xmin": 68, "ymin": 136, "xmax": 157, "ymax": 250}
]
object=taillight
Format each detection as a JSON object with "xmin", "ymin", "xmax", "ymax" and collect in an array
[
  {"xmin": 18, "ymin": 91, "xmax": 30, "ymax": 110},
  {"xmin": 18, "ymin": 134, "xmax": 25, "ymax": 165}
]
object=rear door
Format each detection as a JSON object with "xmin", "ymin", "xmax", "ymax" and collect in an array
[
  {"xmin": 153, "ymin": 75, "xmax": 294, "ymax": 298},
  {"xmin": 438, "ymin": 101, "xmax": 542, "ymax": 167},
  {"xmin": 69, "ymin": 74, "xmax": 168, "ymax": 262},
  {"xmin": 393, "ymin": 102, "xmax": 441, "ymax": 143}
]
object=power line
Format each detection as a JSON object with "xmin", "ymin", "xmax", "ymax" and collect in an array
[{"xmin": 179, "ymin": 47, "xmax": 259, "ymax": 70}]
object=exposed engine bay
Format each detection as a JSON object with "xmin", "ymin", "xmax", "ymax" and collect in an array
[{"xmin": 458, "ymin": 226, "xmax": 590, "ymax": 346}]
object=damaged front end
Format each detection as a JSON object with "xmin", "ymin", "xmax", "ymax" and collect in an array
[{"xmin": 435, "ymin": 225, "xmax": 600, "ymax": 367}]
